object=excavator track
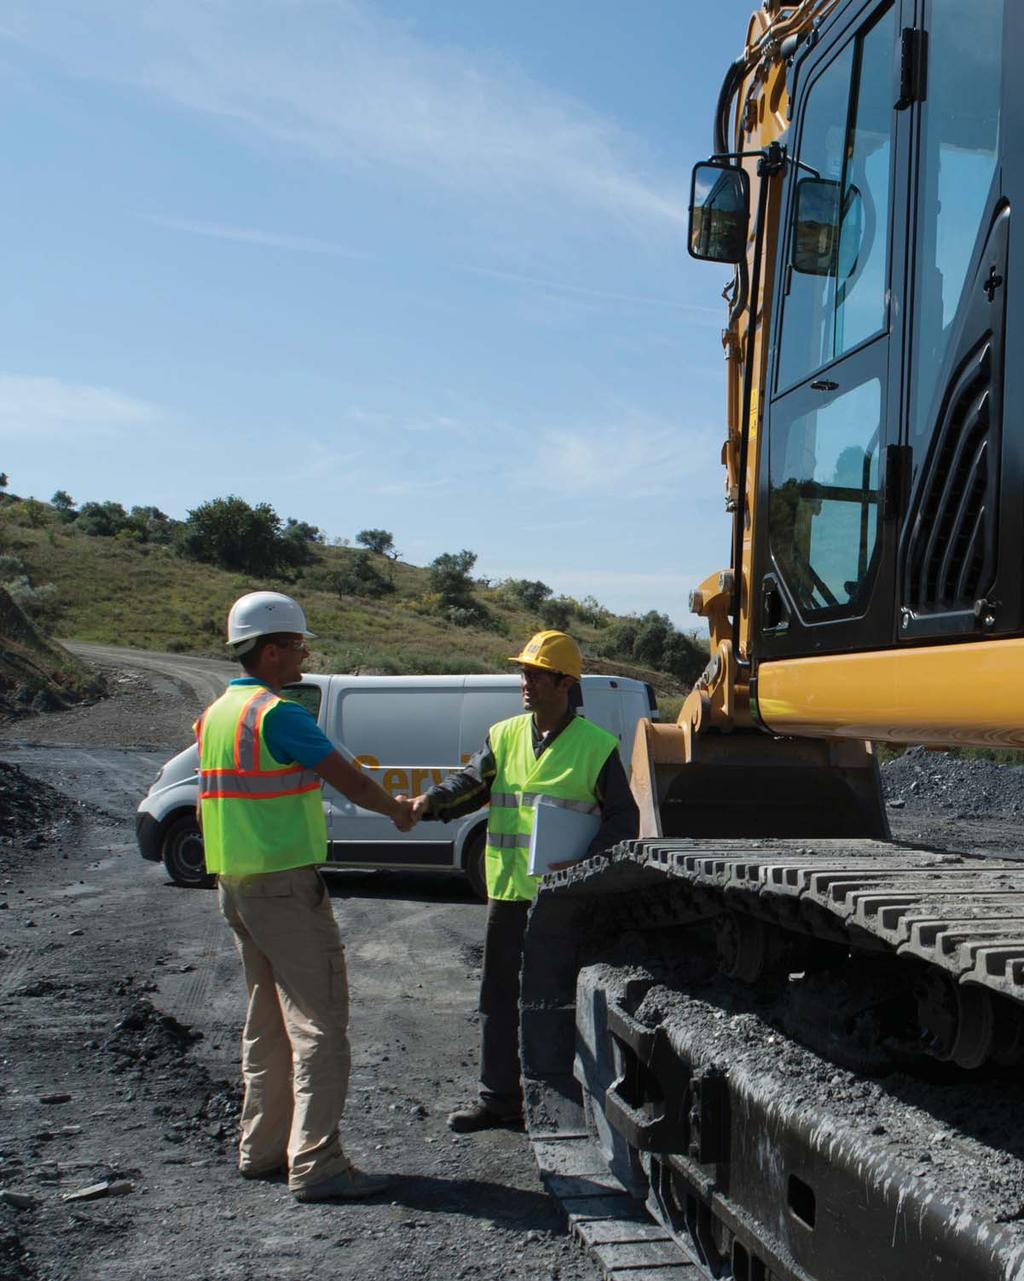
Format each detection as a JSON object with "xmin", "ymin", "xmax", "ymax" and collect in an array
[{"xmin": 521, "ymin": 837, "xmax": 1024, "ymax": 1281}]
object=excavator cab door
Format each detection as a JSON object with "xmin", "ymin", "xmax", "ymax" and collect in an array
[
  {"xmin": 756, "ymin": 0, "xmax": 1019, "ymax": 660},
  {"xmin": 755, "ymin": 0, "xmax": 908, "ymax": 659}
]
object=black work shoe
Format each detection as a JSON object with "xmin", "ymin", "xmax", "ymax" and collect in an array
[
  {"xmin": 293, "ymin": 1168, "xmax": 391, "ymax": 1202},
  {"xmin": 447, "ymin": 1102, "xmax": 524, "ymax": 1133}
]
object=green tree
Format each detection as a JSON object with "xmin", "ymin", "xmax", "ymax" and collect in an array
[
  {"xmin": 429, "ymin": 549, "xmax": 477, "ymax": 606},
  {"xmin": 179, "ymin": 496, "xmax": 310, "ymax": 575},
  {"xmin": 356, "ymin": 528, "xmax": 397, "ymax": 559},
  {"xmin": 332, "ymin": 550, "xmax": 395, "ymax": 598},
  {"xmin": 499, "ymin": 578, "xmax": 552, "ymax": 611},
  {"xmin": 633, "ymin": 611, "xmax": 673, "ymax": 668},
  {"xmin": 539, "ymin": 596, "xmax": 573, "ymax": 630},
  {"xmin": 76, "ymin": 500, "xmax": 130, "ymax": 537},
  {"xmin": 51, "ymin": 490, "xmax": 77, "ymax": 522},
  {"xmin": 127, "ymin": 504, "xmax": 176, "ymax": 543}
]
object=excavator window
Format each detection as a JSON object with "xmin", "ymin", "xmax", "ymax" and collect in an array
[
  {"xmin": 906, "ymin": 0, "xmax": 1003, "ymax": 486},
  {"xmin": 777, "ymin": 4, "xmax": 895, "ymax": 393},
  {"xmin": 766, "ymin": 4, "xmax": 895, "ymax": 626}
]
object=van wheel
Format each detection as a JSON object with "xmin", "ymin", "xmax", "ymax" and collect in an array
[
  {"xmin": 162, "ymin": 815, "xmax": 214, "ymax": 889},
  {"xmin": 463, "ymin": 830, "xmax": 487, "ymax": 901}
]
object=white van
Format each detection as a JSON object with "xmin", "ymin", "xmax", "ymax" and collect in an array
[{"xmin": 135, "ymin": 672, "xmax": 657, "ymax": 896}]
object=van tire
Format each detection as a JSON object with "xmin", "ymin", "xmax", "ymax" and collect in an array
[
  {"xmin": 463, "ymin": 829, "xmax": 487, "ymax": 901},
  {"xmin": 162, "ymin": 815, "xmax": 214, "ymax": 889}
]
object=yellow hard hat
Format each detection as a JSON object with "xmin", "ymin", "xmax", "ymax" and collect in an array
[{"xmin": 508, "ymin": 630, "xmax": 583, "ymax": 681}]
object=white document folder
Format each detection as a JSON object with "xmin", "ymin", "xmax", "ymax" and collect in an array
[{"xmin": 527, "ymin": 797, "xmax": 601, "ymax": 877}]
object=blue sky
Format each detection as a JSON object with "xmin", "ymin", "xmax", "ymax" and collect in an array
[{"xmin": 2, "ymin": 0, "xmax": 756, "ymax": 627}]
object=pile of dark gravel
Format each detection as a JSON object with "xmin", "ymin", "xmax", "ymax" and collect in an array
[
  {"xmin": 881, "ymin": 746, "xmax": 1024, "ymax": 818},
  {"xmin": 104, "ymin": 992, "xmax": 241, "ymax": 1146},
  {"xmin": 0, "ymin": 761, "xmax": 77, "ymax": 848}
]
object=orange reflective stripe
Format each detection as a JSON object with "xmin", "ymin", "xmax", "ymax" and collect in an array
[
  {"xmin": 202, "ymin": 766, "xmax": 307, "ymax": 778},
  {"xmin": 200, "ymin": 768, "xmax": 319, "ymax": 798},
  {"xmin": 199, "ymin": 773, "xmax": 320, "ymax": 794}
]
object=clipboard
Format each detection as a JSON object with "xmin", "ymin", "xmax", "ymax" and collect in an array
[{"xmin": 527, "ymin": 797, "xmax": 601, "ymax": 877}]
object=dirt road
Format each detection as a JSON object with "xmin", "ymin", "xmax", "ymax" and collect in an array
[{"xmin": 0, "ymin": 651, "xmax": 602, "ymax": 1281}]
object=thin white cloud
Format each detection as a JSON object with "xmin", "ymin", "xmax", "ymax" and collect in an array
[
  {"xmin": 0, "ymin": 373, "xmax": 165, "ymax": 438},
  {"xmin": 531, "ymin": 419, "xmax": 722, "ymax": 499},
  {"xmin": 149, "ymin": 215, "xmax": 369, "ymax": 260},
  {"xmin": 465, "ymin": 265, "xmax": 721, "ymax": 320},
  {"xmin": 14, "ymin": 0, "xmax": 685, "ymax": 230}
]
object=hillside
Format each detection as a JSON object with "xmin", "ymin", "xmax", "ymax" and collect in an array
[
  {"xmin": 0, "ymin": 584, "xmax": 104, "ymax": 717},
  {"xmin": 0, "ymin": 498, "xmax": 704, "ymax": 702}
]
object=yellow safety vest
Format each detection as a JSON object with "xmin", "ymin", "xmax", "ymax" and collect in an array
[
  {"xmin": 485, "ymin": 714, "xmax": 617, "ymax": 902},
  {"xmin": 196, "ymin": 683, "xmax": 326, "ymax": 877}
]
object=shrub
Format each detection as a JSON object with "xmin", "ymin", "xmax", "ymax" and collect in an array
[
  {"xmin": 6, "ymin": 497, "xmax": 50, "ymax": 529},
  {"xmin": 429, "ymin": 549, "xmax": 478, "ymax": 606},
  {"xmin": 497, "ymin": 578, "xmax": 552, "ymax": 611},
  {"xmin": 4, "ymin": 576, "xmax": 60, "ymax": 629},
  {"xmin": 332, "ymin": 551, "xmax": 395, "ymax": 598},
  {"xmin": 178, "ymin": 496, "xmax": 319, "ymax": 576},
  {"xmin": 539, "ymin": 596, "xmax": 573, "ymax": 630},
  {"xmin": 600, "ymin": 611, "xmax": 705, "ymax": 684},
  {"xmin": 77, "ymin": 500, "xmax": 130, "ymax": 537}
]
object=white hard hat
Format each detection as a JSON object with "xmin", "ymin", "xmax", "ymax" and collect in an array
[{"xmin": 226, "ymin": 591, "xmax": 316, "ymax": 656}]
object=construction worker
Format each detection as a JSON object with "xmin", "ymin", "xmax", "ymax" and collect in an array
[
  {"xmin": 196, "ymin": 591, "xmax": 414, "ymax": 1201},
  {"xmin": 410, "ymin": 630, "xmax": 639, "ymax": 1132}
]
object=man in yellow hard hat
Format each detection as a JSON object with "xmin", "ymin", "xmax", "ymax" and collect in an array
[{"xmin": 410, "ymin": 630, "xmax": 638, "ymax": 1132}]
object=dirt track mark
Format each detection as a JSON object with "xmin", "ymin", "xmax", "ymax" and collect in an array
[{"xmin": 62, "ymin": 642, "xmax": 235, "ymax": 708}]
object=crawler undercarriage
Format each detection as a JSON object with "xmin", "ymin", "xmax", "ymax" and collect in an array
[{"xmin": 522, "ymin": 839, "xmax": 1024, "ymax": 1281}]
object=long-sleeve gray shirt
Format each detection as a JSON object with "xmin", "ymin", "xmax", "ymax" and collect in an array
[{"xmin": 421, "ymin": 712, "xmax": 639, "ymax": 857}]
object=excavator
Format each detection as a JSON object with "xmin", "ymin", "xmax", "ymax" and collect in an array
[{"xmin": 521, "ymin": 2, "xmax": 1024, "ymax": 1278}]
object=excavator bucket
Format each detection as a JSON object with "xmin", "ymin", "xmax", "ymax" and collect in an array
[{"xmin": 629, "ymin": 719, "xmax": 890, "ymax": 841}]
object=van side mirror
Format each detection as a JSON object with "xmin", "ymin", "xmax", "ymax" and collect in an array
[{"xmin": 688, "ymin": 162, "xmax": 749, "ymax": 263}]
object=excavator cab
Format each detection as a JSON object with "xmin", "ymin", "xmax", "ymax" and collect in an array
[{"xmin": 635, "ymin": 0, "xmax": 1018, "ymax": 843}]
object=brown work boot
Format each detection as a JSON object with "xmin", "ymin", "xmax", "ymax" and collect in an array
[
  {"xmin": 293, "ymin": 1168, "xmax": 391, "ymax": 1202},
  {"xmin": 447, "ymin": 1102, "xmax": 524, "ymax": 1133},
  {"xmin": 239, "ymin": 1162, "xmax": 286, "ymax": 1182}
]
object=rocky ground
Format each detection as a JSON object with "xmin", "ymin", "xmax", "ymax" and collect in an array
[
  {"xmin": 4, "ymin": 656, "xmax": 1024, "ymax": 1281},
  {"xmin": 0, "ymin": 657, "xmax": 603, "ymax": 1281}
]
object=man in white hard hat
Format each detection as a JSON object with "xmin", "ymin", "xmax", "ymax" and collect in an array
[
  {"xmin": 410, "ymin": 630, "xmax": 638, "ymax": 1132},
  {"xmin": 196, "ymin": 591, "xmax": 414, "ymax": 1201}
]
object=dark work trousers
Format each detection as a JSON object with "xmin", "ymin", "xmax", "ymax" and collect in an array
[{"xmin": 478, "ymin": 897, "xmax": 531, "ymax": 1117}]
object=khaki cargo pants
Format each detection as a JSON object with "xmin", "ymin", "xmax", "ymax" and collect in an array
[{"xmin": 218, "ymin": 865, "xmax": 352, "ymax": 1192}]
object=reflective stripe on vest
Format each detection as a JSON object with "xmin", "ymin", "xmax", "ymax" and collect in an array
[
  {"xmin": 489, "ymin": 789, "xmax": 600, "ymax": 816},
  {"xmin": 197, "ymin": 684, "xmax": 326, "ymax": 877},
  {"xmin": 198, "ymin": 689, "xmax": 320, "ymax": 801},
  {"xmin": 484, "ymin": 713, "xmax": 617, "ymax": 902}
]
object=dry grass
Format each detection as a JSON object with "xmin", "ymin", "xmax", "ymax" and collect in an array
[{"xmin": 1, "ymin": 512, "xmax": 692, "ymax": 694}]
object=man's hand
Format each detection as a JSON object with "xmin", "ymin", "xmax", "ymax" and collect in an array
[
  {"xmin": 410, "ymin": 794, "xmax": 432, "ymax": 824},
  {"xmin": 391, "ymin": 795, "xmax": 417, "ymax": 833}
]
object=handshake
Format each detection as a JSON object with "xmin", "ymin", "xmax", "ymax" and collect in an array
[{"xmin": 390, "ymin": 793, "xmax": 432, "ymax": 834}]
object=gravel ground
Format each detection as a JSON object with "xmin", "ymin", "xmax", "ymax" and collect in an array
[
  {"xmin": 0, "ymin": 659, "xmax": 210, "ymax": 752},
  {"xmin": 6, "ymin": 655, "xmax": 1024, "ymax": 1280},
  {"xmin": 0, "ymin": 659, "xmax": 602, "ymax": 1281}
]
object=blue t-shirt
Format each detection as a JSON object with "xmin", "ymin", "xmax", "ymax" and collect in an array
[{"xmin": 229, "ymin": 678, "xmax": 334, "ymax": 769}]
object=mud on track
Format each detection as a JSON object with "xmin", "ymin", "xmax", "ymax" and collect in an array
[{"xmin": 0, "ymin": 661, "xmax": 602, "ymax": 1281}]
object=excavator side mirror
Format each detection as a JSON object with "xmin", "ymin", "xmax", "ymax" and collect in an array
[
  {"xmin": 792, "ymin": 177, "xmax": 844, "ymax": 276},
  {"xmin": 688, "ymin": 162, "xmax": 750, "ymax": 263}
]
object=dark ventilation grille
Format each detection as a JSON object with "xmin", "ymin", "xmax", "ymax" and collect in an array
[{"xmin": 904, "ymin": 335, "xmax": 997, "ymax": 613}]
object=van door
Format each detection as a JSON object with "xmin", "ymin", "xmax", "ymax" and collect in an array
[
  {"xmin": 324, "ymin": 682, "xmax": 461, "ymax": 865},
  {"xmin": 458, "ymin": 682, "xmax": 522, "ymax": 762}
]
